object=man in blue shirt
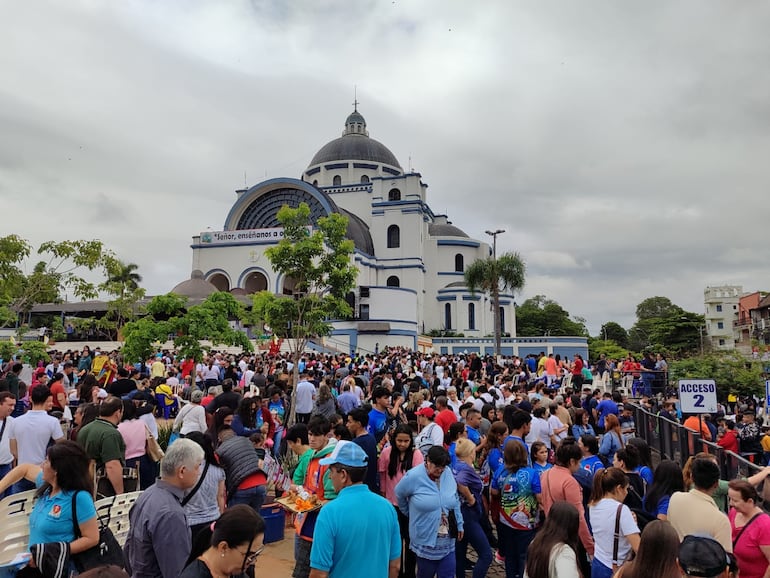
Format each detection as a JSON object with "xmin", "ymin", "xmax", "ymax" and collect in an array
[
  {"xmin": 310, "ymin": 442, "xmax": 401, "ymax": 578},
  {"xmin": 346, "ymin": 408, "xmax": 379, "ymax": 493},
  {"xmin": 368, "ymin": 387, "xmax": 391, "ymax": 443},
  {"xmin": 595, "ymin": 393, "xmax": 618, "ymax": 432}
]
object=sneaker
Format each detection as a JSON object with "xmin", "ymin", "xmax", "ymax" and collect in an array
[{"xmin": 494, "ymin": 551, "xmax": 505, "ymax": 564}]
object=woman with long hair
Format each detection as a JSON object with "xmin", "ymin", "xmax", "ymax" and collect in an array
[
  {"xmin": 727, "ymin": 479, "xmax": 770, "ymax": 578},
  {"xmin": 524, "ymin": 501, "xmax": 582, "ymax": 578},
  {"xmin": 598, "ymin": 414, "xmax": 624, "ymax": 464},
  {"xmin": 642, "ymin": 460, "xmax": 684, "ymax": 521},
  {"xmin": 378, "ymin": 424, "xmax": 422, "ymax": 578},
  {"xmin": 491, "ymin": 439, "xmax": 542, "ymax": 578},
  {"xmin": 182, "ymin": 505, "xmax": 266, "ymax": 578},
  {"xmin": 453, "ymin": 438, "xmax": 493, "ymax": 578},
  {"xmin": 612, "ymin": 520, "xmax": 681, "ymax": 578},
  {"xmin": 588, "ymin": 467, "xmax": 640, "ymax": 578},
  {"xmin": 183, "ymin": 431, "xmax": 227, "ymax": 543},
  {"xmin": 117, "ymin": 399, "xmax": 154, "ymax": 490},
  {"xmin": 0, "ymin": 441, "xmax": 99, "ymax": 555},
  {"xmin": 69, "ymin": 402, "xmax": 99, "ymax": 441},
  {"xmin": 232, "ymin": 397, "xmax": 260, "ymax": 437},
  {"xmin": 313, "ymin": 384, "xmax": 337, "ymax": 420},
  {"xmin": 206, "ymin": 407, "xmax": 234, "ymax": 449},
  {"xmin": 571, "ymin": 409, "xmax": 594, "ymax": 440}
]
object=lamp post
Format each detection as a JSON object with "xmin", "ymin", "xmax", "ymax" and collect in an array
[{"xmin": 485, "ymin": 229, "xmax": 505, "ymax": 357}]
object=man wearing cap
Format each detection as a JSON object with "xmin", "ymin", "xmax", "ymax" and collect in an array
[
  {"xmin": 309, "ymin": 441, "xmax": 401, "ymax": 578},
  {"xmin": 679, "ymin": 535, "xmax": 734, "ymax": 578},
  {"xmin": 415, "ymin": 408, "xmax": 444, "ymax": 456}
]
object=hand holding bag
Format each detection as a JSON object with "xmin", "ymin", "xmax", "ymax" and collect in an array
[
  {"xmin": 70, "ymin": 492, "xmax": 125, "ymax": 571},
  {"xmin": 145, "ymin": 425, "xmax": 165, "ymax": 462}
]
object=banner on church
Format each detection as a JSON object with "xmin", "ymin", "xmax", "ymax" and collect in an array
[{"xmin": 200, "ymin": 227, "xmax": 290, "ymax": 244}]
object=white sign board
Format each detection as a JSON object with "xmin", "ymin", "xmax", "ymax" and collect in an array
[
  {"xmin": 200, "ymin": 227, "xmax": 288, "ymax": 245},
  {"xmin": 678, "ymin": 379, "xmax": 718, "ymax": 414}
]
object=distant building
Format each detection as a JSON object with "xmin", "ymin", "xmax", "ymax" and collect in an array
[
  {"xmin": 703, "ymin": 285, "xmax": 741, "ymax": 350},
  {"xmin": 734, "ymin": 291, "xmax": 767, "ymax": 350}
]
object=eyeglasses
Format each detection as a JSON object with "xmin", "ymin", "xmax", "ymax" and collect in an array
[{"xmin": 235, "ymin": 545, "xmax": 264, "ymax": 566}]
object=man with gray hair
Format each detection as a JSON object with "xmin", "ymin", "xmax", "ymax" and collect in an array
[{"xmin": 124, "ymin": 438, "xmax": 204, "ymax": 577}]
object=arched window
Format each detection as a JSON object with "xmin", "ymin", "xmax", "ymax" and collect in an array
[
  {"xmin": 386, "ymin": 275, "xmax": 400, "ymax": 287},
  {"xmin": 499, "ymin": 307, "xmax": 505, "ymax": 333},
  {"xmin": 243, "ymin": 272, "xmax": 267, "ymax": 294},
  {"xmin": 333, "ymin": 175, "xmax": 342, "ymax": 186},
  {"xmin": 455, "ymin": 253, "xmax": 464, "ymax": 272},
  {"xmin": 312, "ymin": 180, "xmax": 318, "ymax": 187},
  {"xmin": 468, "ymin": 303, "xmax": 476, "ymax": 330},
  {"xmin": 387, "ymin": 225, "xmax": 400, "ymax": 248},
  {"xmin": 360, "ymin": 175, "xmax": 370, "ymax": 184},
  {"xmin": 388, "ymin": 188, "xmax": 401, "ymax": 201},
  {"xmin": 445, "ymin": 303, "xmax": 452, "ymax": 330}
]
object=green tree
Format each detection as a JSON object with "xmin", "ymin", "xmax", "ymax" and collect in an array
[
  {"xmin": 0, "ymin": 235, "xmax": 115, "ymax": 326},
  {"xmin": 464, "ymin": 252, "xmax": 526, "ymax": 356},
  {"xmin": 669, "ymin": 353, "xmax": 764, "ymax": 398},
  {"xmin": 515, "ymin": 295, "xmax": 588, "ymax": 337},
  {"xmin": 588, "ymin": 338, "xmax": 628, "ymax": 362},
  {"xmin": 629, "ymin": 296, "xmax": 703, "ymax": 354},
  {"xmin": 100, "ymin": 259, "xmax": 146, "ymax": 334},
  {"xmin": 600, "ymin": 321, "xmax": 629, "ymax": 348},
  {"xmin": 122, "ymin": 292, "xmax": 253, "ymax": 363},
  {"xmin": 250, "ymin": 203, "xmax": 358, "ymax": 424}
]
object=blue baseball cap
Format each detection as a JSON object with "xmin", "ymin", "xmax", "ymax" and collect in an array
[{"xmin": 319, "ymin": 441, "xmax": 368, "ymax": 468}]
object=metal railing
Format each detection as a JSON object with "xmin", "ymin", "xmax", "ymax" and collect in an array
[{"xmin": 630, "ymin": 403, "xmax": 766, "ymax": 487}]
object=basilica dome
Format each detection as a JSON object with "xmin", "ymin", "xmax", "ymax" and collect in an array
[{"xmin": 308, "ymin": 109, "xmax": 402, "ymax": 169}]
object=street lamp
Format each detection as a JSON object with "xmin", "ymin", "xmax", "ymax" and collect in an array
[{"xmin": 485, "ymin": 229, "xmax": 506, "ymax": 357}]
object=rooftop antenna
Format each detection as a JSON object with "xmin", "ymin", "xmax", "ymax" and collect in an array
[
  {"xmin": 353, "ymin": 85, "xmax": 359, "ymax": 111},
  {"xmin": 408, "ymin": 153, "xmax": 412, "ymax": 172},
  {"xmin": 244, "ymin": 171, "xmax": 247, "ymax": 187}
]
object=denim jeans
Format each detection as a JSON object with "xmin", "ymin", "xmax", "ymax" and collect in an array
[
  {"xmin": 11, "ymin": 477, "xmax": 36, "ymax": 496},
  {"xmin": 0, "ymin": 463, "xmax": 12, "ymax": 499},
  {"xmin": 591, "ymin": 557, "xmax": 614, "ymax": 578},
  {"xmin": 228, "ymin": 484, "xmax": 267, "ymax": 513},
  {"xmin": 417, "ymin": 550, "xmax": 455, "ymax": 578},
  {"xmin": 455, "ymin": 507, "xmax": 492, "ymax": 578},
  {"xmin": 497, "ymin": 525, "xmax": 535, "ymax": 578}
]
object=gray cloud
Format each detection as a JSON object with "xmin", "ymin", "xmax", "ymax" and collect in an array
[{"xmin": 2, "ymin": 0, "xmax": 769, "ymax": 334}]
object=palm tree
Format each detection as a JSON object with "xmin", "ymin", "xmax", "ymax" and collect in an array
[
  {"xmin": 464, "ymin": 252, "xmax": 526, "ymax": 356},
  {"xmin": 108, "ymin": 262, "xmax": 142, "ymax": 293}
]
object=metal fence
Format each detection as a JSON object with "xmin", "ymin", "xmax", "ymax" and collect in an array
[{"xmin": 629, "ymin": 403, "xmax": 770, "ymax": 505}]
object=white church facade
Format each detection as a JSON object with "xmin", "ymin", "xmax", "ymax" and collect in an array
[{"xmin": 189, "ymin": 107, "xmax": 518, "ymax": 354}]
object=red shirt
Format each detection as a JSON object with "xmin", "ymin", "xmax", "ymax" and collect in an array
[
  {"xmin": 49, "ymin": 381, "xmax": 67, "ymax": 410},
  {"xmin": 571, "ymin": 358, "xmax": 584, "ymax": 376},
  {"xmin": 717, "ymin": 430, "xmax": 739, "ymax": 453},
  {"xmin": 180, "ymin": 359, "xmax": 195, "ymax": 378},
  {"xmin": 435, "ymin": 408, "xmax": 457, "ymax": 434}
]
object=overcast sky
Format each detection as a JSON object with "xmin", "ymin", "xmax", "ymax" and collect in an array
[{"xmin": 3, "ymin": 1, "xmax": 769, "ymax": 335}]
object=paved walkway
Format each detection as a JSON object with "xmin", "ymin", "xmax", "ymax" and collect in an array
[{"xmin": 256, "ymin": 519, "xmax": 505, "ymax": 578}]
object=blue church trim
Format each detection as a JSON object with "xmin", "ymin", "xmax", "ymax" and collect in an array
[
  {"xmin": 237, "ymin": 267, "xmax": 270, "ymax": 288},
  {"xmin": 436, "ymin": 240, "xmax": 480, "ymax": 248},
  {"xmin": 353, "ymin": 163, "xmax": 378, "ymax": 170},
  {"xmin": 324, "ymin": 163, "xmax": 349, "ymax": 170}
]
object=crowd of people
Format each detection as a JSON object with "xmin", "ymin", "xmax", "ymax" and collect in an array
[{"xmin": 1, "ymin": 345, "xmax": 769, "ymax": 578}]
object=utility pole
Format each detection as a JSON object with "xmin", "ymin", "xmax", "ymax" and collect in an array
[{"xmin": 485, "ymin": 228, "xmax": 505, "ymax": 358}]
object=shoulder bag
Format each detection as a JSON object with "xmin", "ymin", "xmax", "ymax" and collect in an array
[
  {"xmin": 71, "ymin": 491, "xmax": 125, "ymax": 571},
  {"xmin": 733, "ymin": 512, "xmax": 763, "ymax": 548},
  {"xmin": 181, "ymin": 460, "xmax": 210, "ymax": 507},
  {"xmin": 611, "ymin": 503, "xmax": 625, "ymax": 573}
]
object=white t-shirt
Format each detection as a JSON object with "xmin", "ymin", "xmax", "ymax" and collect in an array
[
  {"xmin": 589, "ymin": 498, "xmax": 640, "ymax": 569},
  {"xmin": 0, "ymin": 416, "xmax": 15, "ymax": 465},
  {"xmin": 295, "ymin": 380, "xmax": 316, "ymax": 414},
  {"xmin": 548, "ymin": 414, "xmax": 568, "ymax": 442},
  {"xmin": 9, "ymin": 411, "xmax": 64, "ymax": 465},
  {"xmin": 525, "ymin": 416, "xmax": 553, "ymax": 449},
  {"xmin": 415, "ymin": 422, "xmax": 444, "ymax": 455}
]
